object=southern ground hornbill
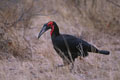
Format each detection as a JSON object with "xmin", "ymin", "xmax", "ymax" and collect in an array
[{"xmin": 38, "ymin": 21, "xmax": 110, "ymax": 65}]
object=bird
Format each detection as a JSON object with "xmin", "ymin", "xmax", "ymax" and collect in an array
[{"xmin": 38, "ymin": 21, "xmax": 110, "ymax": 65}]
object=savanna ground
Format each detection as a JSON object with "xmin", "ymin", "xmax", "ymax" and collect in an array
[{"xmin": 0, "ymin": 0, "xmax": 120, "ymax": 80}]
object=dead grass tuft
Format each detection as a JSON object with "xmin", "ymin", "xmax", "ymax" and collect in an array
[{"xmin": 0, "ymin": 0, "xmax": 41, "ymax": 60}]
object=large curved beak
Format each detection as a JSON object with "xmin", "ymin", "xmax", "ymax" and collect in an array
[{"xmin": 38, "ymin": 24, "xmax": 50, "ymax": 39}]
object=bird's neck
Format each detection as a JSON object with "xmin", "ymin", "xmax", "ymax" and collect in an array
[{"xmin": 51, "ymin": 25, "xmax": 60, "ymax": 39}]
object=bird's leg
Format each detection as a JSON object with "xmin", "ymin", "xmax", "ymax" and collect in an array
[
  {"xmin": 56, "ymin": 59, "xmax": 70, "ymax": 68},
  {"xmin": 63, "ymin": 58, "xmax": 74, "ymax": 72},
  {"xmin": 69, "ymin": 63, "xmax": 74, "ymax": 72},
  {"xmin": 63, "ymin": 59, "xmax": 75, "ymax": 72},
  {"xmin": 79, "ymin": 56, "xmax": 83, "ymax": 60},
  {"xmin": 63, "ymin": 59, "xmax": 71, "ymax": 66},
  {"xmin": 78, "ymin": 56, "xmax": 85, "ymax": 63}
]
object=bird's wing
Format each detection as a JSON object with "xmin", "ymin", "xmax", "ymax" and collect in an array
[{"xmin": 53, "ymin": 34, "xmax": 92, "ymax": 52}]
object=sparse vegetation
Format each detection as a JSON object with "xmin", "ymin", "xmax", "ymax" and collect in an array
[
  {"xmin": 0, "ymin": 0, "xmax": 41, "ymax": 60},
  {"xmin": 0, "ymin": 0, "xmax": 120, "ymax": 80}
]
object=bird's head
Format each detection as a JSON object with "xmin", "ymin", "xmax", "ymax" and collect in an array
[{"xmin": 38, "ymin": 21, "xmax": 58, "ymax": 39}]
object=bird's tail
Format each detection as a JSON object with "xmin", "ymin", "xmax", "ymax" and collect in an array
[{"xmin": 98, "ymin": 50, "xmax": 110, "ymax": 55}]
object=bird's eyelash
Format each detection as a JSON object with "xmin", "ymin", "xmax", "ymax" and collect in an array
[{"xmin": 47, "ymin": 21, "xmax": 53, "ymax": 27}]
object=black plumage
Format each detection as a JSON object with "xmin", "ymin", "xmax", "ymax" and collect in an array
[{"xmin": 38, "ymin": 21, "xmax": 110, "ymax": 65}]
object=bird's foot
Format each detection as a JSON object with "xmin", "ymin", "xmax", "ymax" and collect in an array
[
  {"xmin": 54, "ymin": 64, "xmax": 65, "ymax": 69},
  {"xmin": 57, "ymin": 64, "xmax": 64, "ymax": 67}
]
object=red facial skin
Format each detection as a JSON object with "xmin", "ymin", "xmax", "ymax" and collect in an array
[{"xmin": 47, "ymin": 21, "xmax": 54, "ymax": 36}]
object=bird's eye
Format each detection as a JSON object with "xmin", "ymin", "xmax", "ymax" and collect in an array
[
  {"xmin": 47, "ymin": 21, "xmax": 53, "ymax": 27},
  {"xmin": 48, "ymin": 24, "xmax": 51, "ymax": 26}
]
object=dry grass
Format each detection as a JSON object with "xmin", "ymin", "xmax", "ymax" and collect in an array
[
  {"xmin": 0, "ymin": 0, "xmax": 41, "ymax": 60},
  {"xmin": 0, "ymin": 0, "xmax": 120, "ymax": 80}
]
